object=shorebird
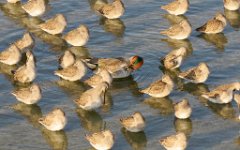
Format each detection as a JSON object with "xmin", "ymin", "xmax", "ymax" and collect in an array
[
  {"xmin": 39, "ymin": 108, "xmax": 67, "ymax": 131},
  {"xmin": 0, "ymin": 44, "xmax": 21, "ymax": 65},
  {"xmin": 160, "ymin": 20, "xmax": 192, "ymax": 40},
  {"xmin": 74, "ymin": 82, "xmax": 109, "ymax": 111},
  {"xmin": 54, "ymin": 60, "xmax": 87, "ymax": 82},
  {"xmin": 161, "ymin": 0, "xmax": 189, "ymax": 15},
  {"xmin": 85, "ymin": 130, "xmax": 115, "ymax": 150},
  {"xmin": 201, "ymin": 82, "xmax": 240, "ymax": 104},
  {"xmin": 140, "ymin": 75, "xmax": 174, "ymax": 98},
  {"xmin": 178, "ymin": 62, "xmax": 210, "ymax": 83},
  {"xmin": 59, "ymin": 50, "xmax": 75, "ymax": 69},
  {"xmin": 161, "ymin": 47, "xmax": 187, "ymax": 70},
  {"xmin": 159, "ymin": 132, "xmax": 187, "ymax": 150},
  {"xmin": 63, "ymin": 25, "xmax": 89, "ymax": 46},
  {"xmin": 7, "ymin": 0, "xmax": 20, "ymax": 3},
  {"xmin": 83, "ymin": 55, "xmax": 144, "ymax": 79},
  {"xmin": 223, "ymin": 0, "xmax": 240, "ymax": 11},
  {"xmin": 38, "ymin": 14, "xmax": 67, "ymax": 35},
  {"xmin": 97, "ymin": 0, "xmax": 125, "ymax": 19},
  {"xmin": 22, "ymin": 0, "xmax": 46, "ymax": 17},
  {"xmin": 196, "ymin": 12, "xmax": 227, "ymax": 34},
  {"xmin": 174, "ymin": 99, "xmax": 192, "ymax": 119},
  {"xmin": 11, "ymin": 83, "xmax": 42, "ymax": 105},
  {"xmin": 120, "ymin": 112, "xmax": 146, "ymax": 132},
  {"xmin": 84, "ymin": 69, "xmax": 112, "ymax": 88},
  {"xmin": 12, "ymin": 50, "xmax": 36, "ymax": 83},
  {"xmin": 14, "ymin": 32, "xmax": 34, "ymax": 51}
]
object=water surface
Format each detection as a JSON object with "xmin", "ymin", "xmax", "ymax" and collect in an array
[{"xmin": 0, "ymin": 0, "xmax": 240, "ymax": 149}]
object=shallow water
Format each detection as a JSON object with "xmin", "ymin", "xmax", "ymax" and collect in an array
[{"xmin": 0, "ymin": 0, "xmax": 240, "ymax": 149}]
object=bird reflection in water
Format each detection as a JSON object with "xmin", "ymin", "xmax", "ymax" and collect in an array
[
  {"xmin": 224, "ymin": 8, "xmax": 240, "ymax": 30},
  {"xmin": 40, "ymin": 127, "xmax": 68, "ymax": 150},
  {"xmin": 143, "ymin": 97, "xmax": 174, "ymax": 115},
  {"xmin": 66, "ymin": 46, "xmax": 91, "ymax": 59},
  {"xmin": 161, "ymin": 38, "xmax": 193, "ymax": 56},
  {"xmin": 207, "ymin": 102, "xmax": 236, "ymax": 119},
  {"xmin": 163, "ymin": 14, "xmax": 189, "ymax": 25},
  {"xmin": 56, "ymin": 79, "xmax": 87, "ymax": 100},
  {"xmin": 88, "ymin": 0, "xmax": 107, "ymax": 12},
  {"xmin": 159, "ymin": 65, "xmax": 184, "ymax": 89},
  {"xmin": 197, "ymin": 33, "xmax": 228, "ymax": 51},
  {"xmin": 0, "ymin": 2, "xmax": 27, "ymax": 18},
  {"xmin": 111, "ymin": 76, "xmax": 142, "ymax": 98},
  {"xmin": 121, "ymin": 128, "xmax": 147, "ymax": 150},
  {"xmin": 180, "ymin": 82, "xmax": 237, "ymax": 120},
  {"xmin": 99, "ymin": 17, "xmax": 126, "ymax": 37},
  {"xmin": 76, "ymin": 108, "xmax": 105, "ymax": 132},
  {"xmin": 174, "ymin": 118, "xmax": 192, "ymax": 138},
  {"xmin": 11, "ymin": 102, "xmax": 42, "ymax": 128}
]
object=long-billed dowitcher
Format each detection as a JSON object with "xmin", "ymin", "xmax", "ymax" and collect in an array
[
  {"xmin": 39, "ymin": 14, "xmax": 67, "ymax": 35},
  {"xmin": 54, "ymin": 60, "xmax": 87, "ymax": 81},
  {"xmin": 74, "ymin": 82, "xmax": 109, "ymax": 111},
  {"xmin": 39, "ymin": 108, "xmax": 67, "ymax": 131},
  {"xmin": 202, "ymin": 82, "xmax": 240, "ymax": 104},
  {"xmin": 120, "ymin": 112, "xmax": 146, "ymax": 132},
  {"xmin": 160, "ymin": 20, "xmax": 192, "ymax": 40},
  {"xmin": 14, "ymin": 32, "xmax": 34, "ymax": 51},
  {"xmin": 59, "ymin": 50, "xmax": 75, "ymax": 69},
  {"xmin": 140, "ymin": 75, "xmax": 174, "ymax": 98},
  {"xmin": 22, "ymin": 0, "xmax": 46, "ymax": 17},
  {"xmin": 84, "ymin": 69, "xmax": 112, "ymax": 88},
  {"xmin": 159, "ymin": 132, "xmax": 187, "ymax": 150},
  {"xmin": 161, "ymin": 47, "xmax": 187, "ymax": 70},
  {"xmin": 174, "ymin": 99, "xmax": 192, "ymax": 119},
  {"xmin": 97, "ymin": 0, "xmax": 125, "ymax": 19},
  {"xmin": 85, "ymin": 130, "xmax": 115, "ymax": 150},
  {"xmin": 63, "ymin": 25, "xmax": 89, "ymax": 46},
  {"xmin": 0, "ymin": 44, "xmax": 21, "ymax": 65},
  {"xmin": 161, "ymin": 0, "xmax": 189, "ymax": 15},
  {"xmin": 12, "ymin": 50, "xmax": 36, "ymax": 83},
  {"xmin": 223, "ymin": 0, "xmax": 240, "ymax": 11},
  {"xmin": 196, "ymin": 12, "xmax": 227, "ymax": 34},
  {"xmin": 178, "ymin": 62, "xmax": 210, "ymax": 83},
  {"xmin": 11, "ymin": 83, "xmax": 42, "ymax": 105}
]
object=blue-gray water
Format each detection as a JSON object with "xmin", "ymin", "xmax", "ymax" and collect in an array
[{"xmin": 0, "ymin": 0, "xmax": 240, "ymax": 149}]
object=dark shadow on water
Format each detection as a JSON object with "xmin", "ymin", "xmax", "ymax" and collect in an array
[
  {"xmin": 224, "ymin": 9, "xmax": 240, "ymax": 30},
  {"xmin": 159, "ymin": 65, "xmax": 184, "ymax": 89},
  {"xmin": 40, "ymin": 128, "xmax": 68, "ymax": 150},
  {"xmin": 75, "ymin": 108, "xmax": 105, "ymax": 132},
  {"xmin": 66, "ymin": 46, "xmax": 91, "ymax": 59},
  {"xmin": 99, "ymin": 17, "xmax": 126, "ymax": 37},
  {"xmin": 55, "ymin": 79, "xmax": 87, "ymax": 99},
  {"xmin": 174, "ymin": 118, "xmax": 193, "ymax": 138},
  {"xmin": 180, "ymin": 82, "xmax": 238, "ymax": 120},
  {"xmin": 161, "ymin": 38, "xmax": 193, "ymax": 57},
  {"xmin": 197, "ymin": 33, "xmax": 228, "ymax": 51},
  {"xmin": 207, "ymin": 102, "xmax": 236, "ymax": 120},
  {"xmin": 11, "ymin": 102, "xmax": 42, "ymax": 128},
  {"xmin": 143, "ymin": 97, "xmax": 174, "ymax": 116},
  {"xmin": 88, "ymin": 0, "xmax": 107, "ymax": 12},
  {"xmin": 111, "ymin": 76, "xmax": 142, "ymax": 98},
  {"xmin": 163, "ymin": 14, "xmax": 190, "ymax": 25},
  {"xmin": 121, "ymin": 128, "xmax": 147, "ymax": 150}
]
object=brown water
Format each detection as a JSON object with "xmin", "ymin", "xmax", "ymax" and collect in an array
[{"xmin": 0, "ymin": 0, "xmax": 240, "ymax": 149}]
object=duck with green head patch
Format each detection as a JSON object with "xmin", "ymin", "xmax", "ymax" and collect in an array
[{"xmin": 84, "ymin": 55, "xmax": 144, "ymax": 79}]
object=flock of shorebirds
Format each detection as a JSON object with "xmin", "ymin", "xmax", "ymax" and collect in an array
[{"xmin": 1, "ymin": 0, "xmax": 240, "ymax": 149}]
